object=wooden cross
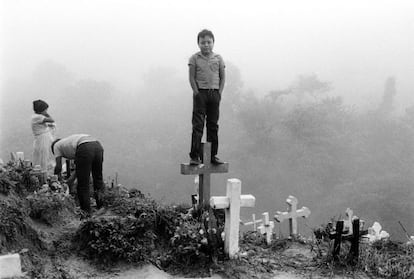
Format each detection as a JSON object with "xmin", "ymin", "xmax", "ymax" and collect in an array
[
  {"xmin": 330, "ymin": 219, "xmax": 367, "ymax": 265},
  {"xmin": 181, "ymin": 142, "xmax": 229, "ymax": 207},
  {"xmin": 258, "ymin": 212, "xmax": 274, "ymax": 245},
  {"xmin": 210, "ymin": 178, "xmax": 255, "ymax": 259},
  {"xmin": 274, "ymin": 195, "xmax": 311, "ymax": 237}
]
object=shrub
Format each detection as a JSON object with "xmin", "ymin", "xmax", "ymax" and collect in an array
[
  {"xmin": 360, "ymin": 241, "xmax": 414, "ymax": 278},
  {"xmin": 0, "ymin": 197, "xmax": 27, "ymax": 244},
  {"xmin": 75, "ymin": 215, "xmax": 156, "ymax": 264},
  {"xmin": 0, "ymin": 173, "xmax": 15, "ymax": 195}
]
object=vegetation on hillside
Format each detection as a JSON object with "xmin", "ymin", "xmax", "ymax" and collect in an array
[{"xmin": 0, "ymin": 162, "xmax": 413, "ymax": 278}]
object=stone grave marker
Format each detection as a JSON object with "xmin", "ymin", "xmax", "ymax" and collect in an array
[
  {"xmin": 16, "ymin": 152, "xmax": 24, "ymax": 161},
  {"xmin": 10, "ymin": 152, "xmax": 17, "ymax": 162},
  {"xmin": 274, "ymin": 195, "xmax": 311, "ymax": 237},
  {"xmin": 210, "ymin": 178, "xmax": 255, "ymax": 258},
  {"xmin": 181, "ymin": 142, "xmax": 229, "ymax": 207},
  {"xmin": 30, "ymin": 165, "xmax": 48, "ymax": 185},
  {"xmin": 23, "ymin": 159, "xmax": 32, "ymax": 168},
  {"xmin": 0, "ymin": 253, "xmax": 22, "ymax": 278}
]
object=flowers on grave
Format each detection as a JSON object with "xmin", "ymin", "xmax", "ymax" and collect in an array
[
  {"xmin": 363, "ymin": 222, "xmax": 390, "ymax": 242},
  {"xmin": 170, "ymin": 218, "xmax": 212, "ymax": 260}
]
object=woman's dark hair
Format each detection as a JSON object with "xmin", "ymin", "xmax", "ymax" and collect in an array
[
  {"xmin": 197, "ymin": 29, "xmax": 214, "ymax": 43},
  {"xmin": 33, "ymin": 99, "xmax": 49, "ymax": 114},
  {"xmin": 51, "ymin": 138, "xmax": 61, "ymax": 154}
]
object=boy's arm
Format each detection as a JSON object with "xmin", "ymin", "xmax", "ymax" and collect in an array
[
  {"xmin": 189, "ymin": 65, "xmax": 199, "ymax": 96},
  {"xmin": 219, "ymin": 64, "xmax": 226, "ymax": 95}
]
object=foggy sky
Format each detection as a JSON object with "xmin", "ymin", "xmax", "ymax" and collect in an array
[
  {"xmin": 1, "ymin": 1, "xmax": 414, "ymax": 241},
  {"xmin": 1, "ymin": 0, "xmax": 414, "ymax": 109}
]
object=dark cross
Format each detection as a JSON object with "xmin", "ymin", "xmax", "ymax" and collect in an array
[
  {"xmin": 348, "ymin": 219, "xmax": 360, "ymax": 265},
  {"xmin": 181, "ymin": 142, "xmax": 229, "ymax": 208},
  {"xmin": 330, "ymin": 219, "xmax": 367, "ymax": 264},
  {"xmin": 332, "ymin": 220, "xmax": 344, "ymax": 260}
]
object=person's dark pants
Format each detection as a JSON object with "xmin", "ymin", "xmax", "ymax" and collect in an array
[
  {"xmin": 190, "ymin": 89, "xmax": 221, "ymax": 160},
  {"xmin": 75, "ymin": 141, "xmax": 104, "ymax": 215}
]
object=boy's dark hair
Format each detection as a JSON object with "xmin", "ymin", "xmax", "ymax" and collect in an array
[
  {"xmin": 197, "ymin": 29, "xmax": 215, "ymax": 43},
  {"xmin": 51, "ymin": 138, "xmax": 61, "ymax": 154}
]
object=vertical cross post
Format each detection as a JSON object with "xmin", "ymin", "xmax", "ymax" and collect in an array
[
  {"xmin": 199, "ymin": 143, "xmax": 210, "ymax": 206},
  {"xmin": 181, "ymin": 142, "xmax": 229, "ymax": 208},
  {"xmin": 258, "ymin": 212, "xmax": 274, "ymax": 245},
  {"xmin": 333, "ymin": 220, "xmax": 344, "ymax": 260},
  {"xmin": 349, "ymin": 219, "xmax": 360, "ymax": 265},
  {"xmin": 274, "ymin": 195, "xmax": 311, "ymax": 237},
  {"xmin": 210, "ymin": 179, "xmax": 255, "ymax": 258}
]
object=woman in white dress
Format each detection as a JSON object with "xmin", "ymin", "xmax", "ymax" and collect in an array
[{"xmin": 31, "ymin": 100, "xmax": 56, "ymax": 173}]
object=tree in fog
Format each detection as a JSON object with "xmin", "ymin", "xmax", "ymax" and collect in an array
[{"xmin": 378, "ymin": 76, "xmax": 397, "ymax": 115}]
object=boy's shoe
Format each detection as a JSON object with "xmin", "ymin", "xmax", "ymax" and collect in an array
[
  {"xmin": 190, "ymin": 157, "xmax": 201, "ymax": 165},
  {"xmin": 211, "ymin": 156, "xmax": 224, "ymax": 164}
]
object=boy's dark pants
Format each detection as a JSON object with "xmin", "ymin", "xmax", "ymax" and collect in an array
[
  {"xmin": 75, "ymin": 141, "xmax": 104, "ymax": 215},
  {"xmin": 190, "ymin": 89, "xmax": 221, "ymax": 159}
]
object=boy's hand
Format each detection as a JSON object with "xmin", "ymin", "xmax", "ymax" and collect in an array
[{"xmin": 193, "ymin": 90, "xmax": 199, "ymax": 96}]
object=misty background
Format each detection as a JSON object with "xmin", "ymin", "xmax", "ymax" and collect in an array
[{"xmin": 1, "ymin": 0, "xmax": 413, "ymax": 241}]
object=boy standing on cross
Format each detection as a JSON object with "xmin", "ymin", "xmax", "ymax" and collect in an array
[{"xmin": 188, "ymin": 29, "xmax": 226, "ymax": 165}]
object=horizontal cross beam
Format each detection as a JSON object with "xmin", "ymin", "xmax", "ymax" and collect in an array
[
  {"xmin": 210, "ymin": 194, "xmax": 256, "ymax": 209},
  {"xmin": 180, "ymin": 163, "xmax": 229, "ymax": 175}
]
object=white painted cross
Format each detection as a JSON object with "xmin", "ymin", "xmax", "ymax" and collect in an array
[
  {"xmin": 210, "ymin": 178, "xmax": 255, "ymax": 259},
  {"xmin": 258, "ymin": 212, "xmax": 274, "ymax": 245},
  {"xmin": 343, "ymin": 208, "xmax": 356, "ymax": 235},
  {"xmin": 242, "ymin": 214, "xmax": 262, "ymax": 231},
  {"xmin": 274, "ymin": 195, "xmax": 311, "ymax": 237}
]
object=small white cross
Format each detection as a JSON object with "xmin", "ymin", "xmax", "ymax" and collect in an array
[
  {"xmin": 274, "ymin": 195, "xmax": 311, "ymax": 237},
  {"xmin": 343, "ymin": 208, "xmax": 358, "ymax": 235},
  {"xmin": 242, "ymin": 214, "xmax": 263, "ymax": 231},
  {"xmin": 258, "ymin": 212, "xmax": 274, "ymax": 245}
]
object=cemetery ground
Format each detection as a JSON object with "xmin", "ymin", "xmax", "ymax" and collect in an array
[{"xmin": 0, "ymin": 162, "xmax": 413, "ymax": 278}]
